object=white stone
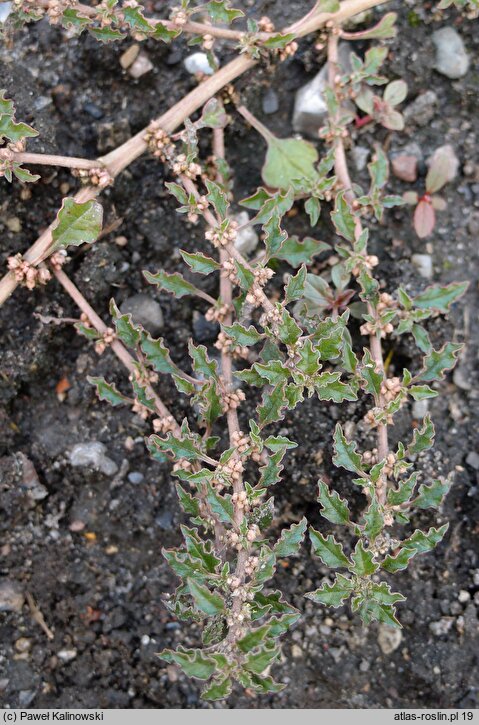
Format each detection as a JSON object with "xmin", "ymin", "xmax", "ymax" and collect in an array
[
  {"xmin": 412, "ymin": 399, "xmax": 429, "ymax": 419},
  {"xmin": 293, "ymin": 43, "xmax": 352, "ymax": 137},
  {"xmin": 69, "ymin": 442, "xmax": 118, "ymax": 477},
  {"xmin": 0, "ymin": 580, "xmax": 24, "ymax": 613},
  {"xmin": 234, "ymin": 211, "xmax": 259, "ymax": 256},
  {"xmin": 184, "ymin": 52, "xmax": 215, "ymax": 76},
  {"xmin": 432, "ymin": 27, "xmax": 470, "ymax": 80},
  {"xmin": 378, "ymin": 624, "xmax": 402, "ymax": 654},
  {"xmin": 129, "ymin": 52, "xmax": 154, "ymax": 79},
  {"xmin": 57, "ymin": 649, "xmax": 77, "ymax": 663},
  {"xmin": 458, "ymin": 590, "xmax": 471, "ymax": 603},
  {"xmin": 411, "ymin": 254, "xmax": 433, "ymax": 279},
  {"xmin": 351, "ymin": 145, "xmax": 370, "ymax": 172}
]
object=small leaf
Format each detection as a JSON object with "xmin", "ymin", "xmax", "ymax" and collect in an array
[
  {"xmin": 205, "ymin": 0, "xmax": 244, "ymax": 24},
  {"xmin": 418, "ymin": 342, "xmax": 462, "ymax": 382},
  {"xmin": 412, "ymin": 281, "xmax": 468, "ymax": 314},
  {"xmin": 187, "ymin": 579, "xmax": 225, "ymax": 616},
  {"xmin": 407, "ymin": 414, "xmax": 435, "ymax": 455},
  {"xmin": 274, "ymin": 236, "xmax": 330, "ymax": 266},
  {"xmin": 222, "ymin": 322, "xmax": 262, "ymax": 346},
  {"xmin": 274, "ymin": 518, "xmax": 307, "ymax": 558},
  {"xmin": 202, "ymin": 677, "xmax": 233, "ymax": 701},
  {"xmin": 205, "ymin": 179, "xmax": 229, "ymax": 219},
  {"xmin": 317, "ymin": 479, "xmax": 351, "ymax": 525},
  {"xmin": 331, "ymin": 191, "xmax": 356, "ymax": 242},
  {"xmin": 362, "ymin": 498, "xmax": 383, "ymax": 542},
  {"xmin": 413, "ymin": 199, "xmax": 435, "ymax": 239},
  {"xmin": 143, "ymin": 269, "xmax": 203, "ymax": 299},
  {"xmin": 343, "ymin": 12, "xmax": 397, "ymax": 39},
  {"xmin": 426, "ymin": 145, "xmax": 459, "ymax": 194},
  {"xmin": 382, "ymin": 547, "xmax": 417, "ymax": 573},
  {"xmin": 285, "ymin": 265, "xmax": 307, "ymax": 304},
  {"xmin": 237, "ymin": 625, "xmax": 272, "ymax": 653},
  {"xmin": 258, "ymin": 384, "xmax": 288, "ymax": 427},
  {"xmin": 263, "ymin": 137, "xmax": 319, "ymax": 190},
  {"xmin": 384, "ymin": 80, "xmax": 408, "ymax": 107},
  {"xmin": 306, "ymin": 574, "xmax": 354, "ymax": 607},
  {"xmin": 333, "ymin": 423, "xmax": 364, "ymax": 474},
  {"xmin": 309, "ymin": 529, "xmax": 349, "ymax": 568},
  {"xmin": 180, "ymin": 250, "xmax": 220, "ymax": 275},
  {"xmin": 206, "ymin": 485, "xmax": 235, "ymax": 524},
  {"xmin": 140, "ymin": 333, "xmax": 180, "ymax": 376},
  {"xmin": 159, "ymin": 648, "xmax": 217, "ymax": 680},
  {"xmin": 414, "ymin": 480, "xmax": 451, "ymax": 510},
  {"xmin": 401, "ymin": 524, "xmax": 448, "ymax": 553},
  {"xmin": 88, "ymin": 377, "xmax": 129, "ymax": 407},
  {"xmin": 349, "ymin": 540, "xmax": 378, "ymax": 576},
  {"xmin": 50, "ymin": 198, "xmax": 103, "ymax": 251}
]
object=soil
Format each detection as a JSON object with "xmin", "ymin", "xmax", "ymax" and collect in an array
[{"xmin": 1, "ymin": 0, "xmax": 478, "ymax": 710}]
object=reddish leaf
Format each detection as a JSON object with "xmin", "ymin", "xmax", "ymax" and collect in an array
[{"xmin": 414, "ymin": 200, "xmax": 435, "ymax": 238}]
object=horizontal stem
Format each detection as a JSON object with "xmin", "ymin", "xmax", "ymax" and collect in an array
[{"xmin": 10, "ymin": 152, "xmax": 100, "ymax": 170}]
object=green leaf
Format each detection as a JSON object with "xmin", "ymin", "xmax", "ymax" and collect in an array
[
  {"xmin": 88, "ymin": 26, "xmax": 126, "ymax": 42},
  {"xmin": 88, "ymin": 377, "xmax": 129, "ymax": 407},
  {"xmin": 277, "ymin": 308, "xmax": 302, "ymax": 346},
  {"xmin": 200, "ymin": 98, "xmax": 228, "ymax": 130},
  {"xmin": 401, "ymin": 524, "xmax": 448, "ymax": 553},
  {"xmin": 264, "ymin": 435, "xmax": 297, "ymax": 452},
  {"xmin": 110, "ymin": 299, "xmax": 140, "ymax": 348},
  {"xmin": 317, "ymin": 479, "xmax": 350, "ymax": 525},
  {"xmin": 140, "ymin": 333, "xmax": 180, "ymax": 376},
  {"xmin": 382, "ymin": 547, "xmax": 417, "ymax": 573},
  {"xmin": 176, "ymin": 483, "xmax": 200, "ymax": 516},
  {"xmin": 412, "ymin": 282, "xmax": 468, "ymax": 314},
  {"xmin": 305, "ymin": 196, "xmax": 321, "ymax": 227},
  {"xmin": 309, "ymin": 529, "xmax": 349, "ymax": 568},
  {"xmin": 206, "ymin": 485, "xmax": 235, "ymax": 524},
  {"xmin": 407, "ymin": 414, "xmax": 435, "ymax": 456},
  {"xmin": 362, "ymin": 498, "xmax": 383, "ymax": 542},
  {"xmin": 188, "ymin": 342, "xmax": 218, "ymax": 378},
  {"xmin": 237, "ymin": 624, "xmax": 272, "ymax": 653},
  {"xmin": 187, "ymin": 579, "xmax": 225, "ymax": 616},
  {"xmin": 258, "ymin": 448, "xmax": 287, "ymax": 487},
  {"xmin": 274, "ymin": 518, "xmax": 307, "ymax": 558},
  {"xmin": 50, "ymin": 198, "xmax": 103, "ymax": 251},
  {"xmin": 345, "ymin": 11, "xmax": 397, "ymax": 39},
  {"xmin": 409, "ymin": 385, "xmax": 438, "ymax": 401},
  {"xmin": 296, "ymin": 338, "xmax": 321, "ymax": 377},
  {"xmin": 331, "ymin": 191, "xmax": 356, "ymax": 242},
  {"xmin": 274, "ymin": 236, "xmax": 330, "ymax": 266},
  {"xmin": 349, "ymin": 540, "xmax": 378, "ymax": 576},
  {"xmin": 201, "ymin": 677, "xmax": 233, "ymax": 701},
  {"xmin": 11, "ymin": 164, "xmax": 40, "ymax": 184},
  {"xmin": 149, "ymin": 429, "xmax": 201, "ymax": 461},
  {"xmin": 244, "ymin": 645, "xmax": 280, "ymax": 675},
  {"xmin": 414, "ymin": 480, "xmax": 451, "ymax": 510},
  {"xmin": 262, "ymin": 137, "xmax": 319, "ymax": 190},
  {"xmin": 205, "ymin": 0, "xmax": 244, "ymax": 24},
  {"xmin": 159, "ymin": 648, "xmax": 217, "ymax": 680},
  {"xmin": 316, "ymin": 0, "xmax": 340, "ymax": 12},
  {"xmin": 384, "ymin": 80, "xmax": 408, "ymax": 107},
  {"xmin": 315, "ymin": 372, "xmax": 357, "ymax": 403},
  {"xmin": 143, "ymin": 269, "xmax": 203, "ymax": 299},
  {"xmin": 306, "ymin": 573, "xmax": 354, "ymax": 607},
  {"xmin": 205, "ymin": 179, "xmax": 229, "ymax": 219},
  {"xmin": 222, "ymin": 322, "xmax": 262, "ymax": 346},
  {"xmin": 285, "ymin": 265, "xmax": 307, "ymax": 304},
  {"xmin": 333, "ymin": 423, "xmax": 364, "ymax": 474},
  {"xmin": 412, "ymin": 324, "xmax": 432, "ymax": 354},
  {"xmin": 258, "ymin": 384, "xmax": 288, "ymax": 427},
  {"xmin": 180, "ymin": 250, "xmax": 220, "ymax": 275},
  {"xmin": 387, "ymin": 472, "xmax": 418, "ymax": 506},
  {"xmin": 122, "ymin": 5, "xmax": 154, "ymax": 32},
  {"xmin": 360, "ymin": 349, "xmax": 383, "ymax": 396},
  {"xmin": 151, "ymin": 22, "xmax": 181, "ymax": 42}
]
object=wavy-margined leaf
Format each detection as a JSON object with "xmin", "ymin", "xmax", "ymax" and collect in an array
[
  {"xmin": 413, "ymin": 480, "xmax": 452, "ymax": 509},
  {"xmin": 187, "ymin": 579, "xmax": 225, "ymax": 616},
  {"xmin": 407, "ymin": 414, "xmax": 435, "ymax": 456},
  {"xmin": 180, "ymin": 250, "xmax": 220, "ymax": 275},
  {"xmin": 273, "ymin": 518, "xmax": 307, "ymax": 558},
  {"xmin": 412, "ymin": 281, "xmax": 468, "ymax": 314},
  {"xmin": 222, "ymin": 322, "xmax": 262, "ymax": 346},
  {"xmin": 263, "ymin": 137, "xmax": 319, "ymax": 190},
  {"xmin": 205, "ymin": 0, "xmax": 244, "ymax": 23},
  {"xmin": 333, "ymin": 423, "xmax": 364, "ymax": 474},
  {"xmin": 201, "ymin": 677, "xmax": 233, "ymax": 701},
  {"xmin": 331, "ymin": 191, "xmax": 356, "ymax": 242},
  {"xmin": 273, "ymin": 236, "xmax": 330, "ymax": 266},
  {"xmin": 88, "ymin": 377, "xmax": 130, "ymax": 407},
  {"xmin": 401, "ymin": 524, "xmax": 448, "ymax": 554},
  {"xmin": 305, "ymin": 574, "xmax": 354, "ymax": 607},
  {"xmin": 349, "ymin": 540, "xmax": 378, "ymax": 576},
  {"xmin": 417, "ymin": 342, "xmax": 462, "ymax": 382},
  {"xmin": 309, "ymin": 529, "xmax": 349, "ymax": 568},
  {"xmin": 144, "ymin": 269, "xmax": 206, "ymax": 299},
  {"xmin": 317, "ymin": 479, "xmax": 350, "ymax": 525},
  {"xmin": 50, "ymin": 198, "xmax": 103, "ymax": 252},
  {"xmin": 159, "ymin": 647, "xmax": 217, "ymax": 680}
]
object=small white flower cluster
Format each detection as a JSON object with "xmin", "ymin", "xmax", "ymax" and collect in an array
[
  {"xmin": 258, "ymin": 15, "xmax": 275, "ymax": 32},
  {"xmin": 74, "ymin": 166, "xmax": 113, "ymax": 189},
  {"xmin": 221, "ymin": 388, "xmax": 246, "ymax": 413},
  {"xmin": 221, "ymin": 259, "xmax": 239, "ymax": 285},
  {"xmin": 131, "ymin": 400, "xmax": 152, "ymax": 420},
  {"xmin": 245, "ymin": 266, "xmax": 274, "ymax": 307},
  {"xmin": 352, "ymin": 254, "xmax": 379, "ymax": 277},
  {"xmin": 170, "ymin": 6, "xmax": 188, "ymax": 26},
  {"xmin": 231, "ymin": 490, "xmax": 249, "ymax": 510},
  {"xmin": 213, "ymin": 457, "xmax": 244, "ymax": 492},
  {"xmin": 380, "ymin": 377, "xmax": 402, "ymax": 403},
  {"xmin": 360, "ymin": 318, "xmax": 394, "ymax": 339},
  {"xmin": 231, "ymin": 430, "xmax": 250, "ymax": 454},
  {"xmin": 173, "ymin": 458, "xmax": 193, "ymax": 473},
  {"xmin": 144, "ymin": 123, "xmax": 174, "ymax": 162},
  {"xmin": 277, "ymin": 41, "xmax": 298, "ymax": 62},
  {"xmin": 362, "ymin": 449, "xmax": 396, "ymax": 477},
  {"xmin": 188, "ymin": 195, "xmax": 209, "ymax": 224},
  {"xmin": 214, "ymin": 331, "xmax": 248, "ymax": 359},
  {"xmin": 364, "ymin": 407, "xmax": 394, "ymax": 428},
  {"xmin": 205, "ymin": 220, "xmax": 238, "ymax": 248},
  {"xmin": 205, "ymin": 303, "xmax": 229, "ymax": 324},
  {"xmin": 7, "ymin": 254, "xmax": 50, "ymax": 290},
  {"xmin": 259, "ymin": 305, "xmax": 282, "ymax": 332},
  {"xmin": 152, "ymin": 415, "xmax": 176, "ymax": 434},
  {"xmin": 95, "ymin": 327, "xmax": 116, "ymax": 355},
  {"xmin": 46, "ymin": 0, "xmax": 75, "ymax": 24}
]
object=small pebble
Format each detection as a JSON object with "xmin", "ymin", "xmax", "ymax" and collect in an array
[
  {"xmin": 391, "ymin": 155, "xmax": 418, "ymax": 183},
  {"xmin": 69, "ymin": 442, "xmax": 118, "ymax": 477},
  {"xmin": 411, "ymin": 254, "xmax": 433, "ymax": 279},
  {"xmin": 234, "ymin": 211, "xmax": 259, "ymax": 256},
  {"xmin": 351, "ymin": 146, "xmax": 370, "ymax": 172},
  {"xmin": 15, "ymin": 638, "xmax": 32, "ymax": 653},
  {"xmin": 262, "ymin": 88, "xmax": 279, "ymax": 115},
  {"xmin": 120, "ymin": 44, "xmax": 140, "ymax": 70},
  {"xmin": 128, "ymin": 471, "xmax": 144, "ymax": 485},
  {"xmin": 429, "ymin": 618, "xmax": 454, "ymax": 636},
  {"xmin": 291, "ymin": 644, "xmax": 303, "ymax": 658},
  {"xmin": 120, "ymin": 294, "xmax": 164, "ymax": 336},
  {"xmin": 412, "ymin": 399, "xmax": 429, "ymax": 419},
  {"xmin": 0, "ymin": 580, "xmax": 24, "ymax": 613},
  {"xmin": 6, "ymin": 217, "xmax": 21, "ymax": 233},
  {"xmin": 432, "ymin": 27, "xmax": 470, "ymax": 80},
  {"xmin": 57, "ymin": 649, "xmax": 78, "ymax": 663},
  {"xmin": 141, "ymin": 634, "xmax": 151, "ymax": 646},
  {"xmin": 129, "ymin": 52, "xmax": 154, "ymax": 79},
  {"xmin": 458, "ymin": 590, "xmax": 471, "ymax": 603},
  {"xmin": 83, "ymin": 102, "xmax": 104, "ymax": 120},
  {"xmin": 378, "ymin": 624, "xmax": 402, "ymax": 654},
  {"xmin": 184, "ymin": 52, "xmax": 215, "ymax": 76},
  {"xmin": 404, "ymin": 91, "xmax": 438, "ymax": 127},
  {"xmin": 465, "ymin": 451, "xmax": 479, "ymax": 471}
]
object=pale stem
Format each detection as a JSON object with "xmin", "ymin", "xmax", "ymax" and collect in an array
[
  {"xmin": 327, "ymin": 32, "xmax": 389, "ymax": 502},
  {"xmin": 53, "ymin": 268, "xmax": 177, "ymax": 425},
  {"xmin": 0, "ymin": 0, "xmax": 391, "ymax": 307},
  {"xmin": 4, "ymin": 152, "xmax": 101, "ymax": 170}
]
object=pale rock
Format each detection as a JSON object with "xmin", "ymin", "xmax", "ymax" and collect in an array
[
  {"xmin": 378, "ymin": 624, "xmax": 402, "ymax": 655},
  {"xmin": 0, "ymin": 580, "xmax": 24, "ymax": 613},
  {"xmin": 351, "ymin": 145, "xmax": 370, "ymax": 172},
  {"xmin": 293, "ymin": 43, "xmax": 352, "ymax": 137},
  {"xmin": 429, "ymin": 618, "xmax": 454, "ymax": 636},
  {"xmin": 411, "ymin": 254, "xmax": 433, "ymax": 279},
  {"xmin": 466, "ymin": 451, "xmax": 479, "ymax": 471},
  {"xmin": 120, "ymin": 294, "xmax": 164, "ymax": 336},
  {"xmin": 184, "ymin": 52, "xmax": 215, "ymax": 76},
  {"xmin": 234, "ymin": 211, "xmax": 259, "ymax": 256},
  {"xmin": 458, "ymin": 590, "xmax": 471, "ymax": 603},
  {"xmin": 57, "ymin": 649, "xmax": 78, "ymax": 663},
  {"xmin": 432, "ymin": 27, "xmax": 470, "ymax": 80},
  {"xmin": 69, "ymin": 442, "xmax": 118, "ymax": 477},
  {"xmin": 120, "ymin": 44, "xmax": 140, "ymax": 70},
  {"xmin": 129, "ymin": 52, "xmax": 154, "ymax": 79},
  {"xmin": 404, "ymin": 91, "xmax": 438, "ymax": 127},
  {"xmin": 412, "ymin": 399, "xmax": 429, "ymax": 419},
  {"xmin": 391, "ymin": 155, "xmax": 418, "ymax": 183},
  {"xmin": 291, "ymin": 644, "xmax": 303, "ymax": 658}
]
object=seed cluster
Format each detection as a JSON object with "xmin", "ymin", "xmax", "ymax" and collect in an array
[
  {"xmin": 205, "ymin": 221, "xmax": 238, "ymax": 248},
  {"xmin": 214, "ymin": 331, "xmax": 248, "ymax": 359},
  {"xmin": 7, "ymin": 254, "xmax": 51, "ymax": 290}
]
